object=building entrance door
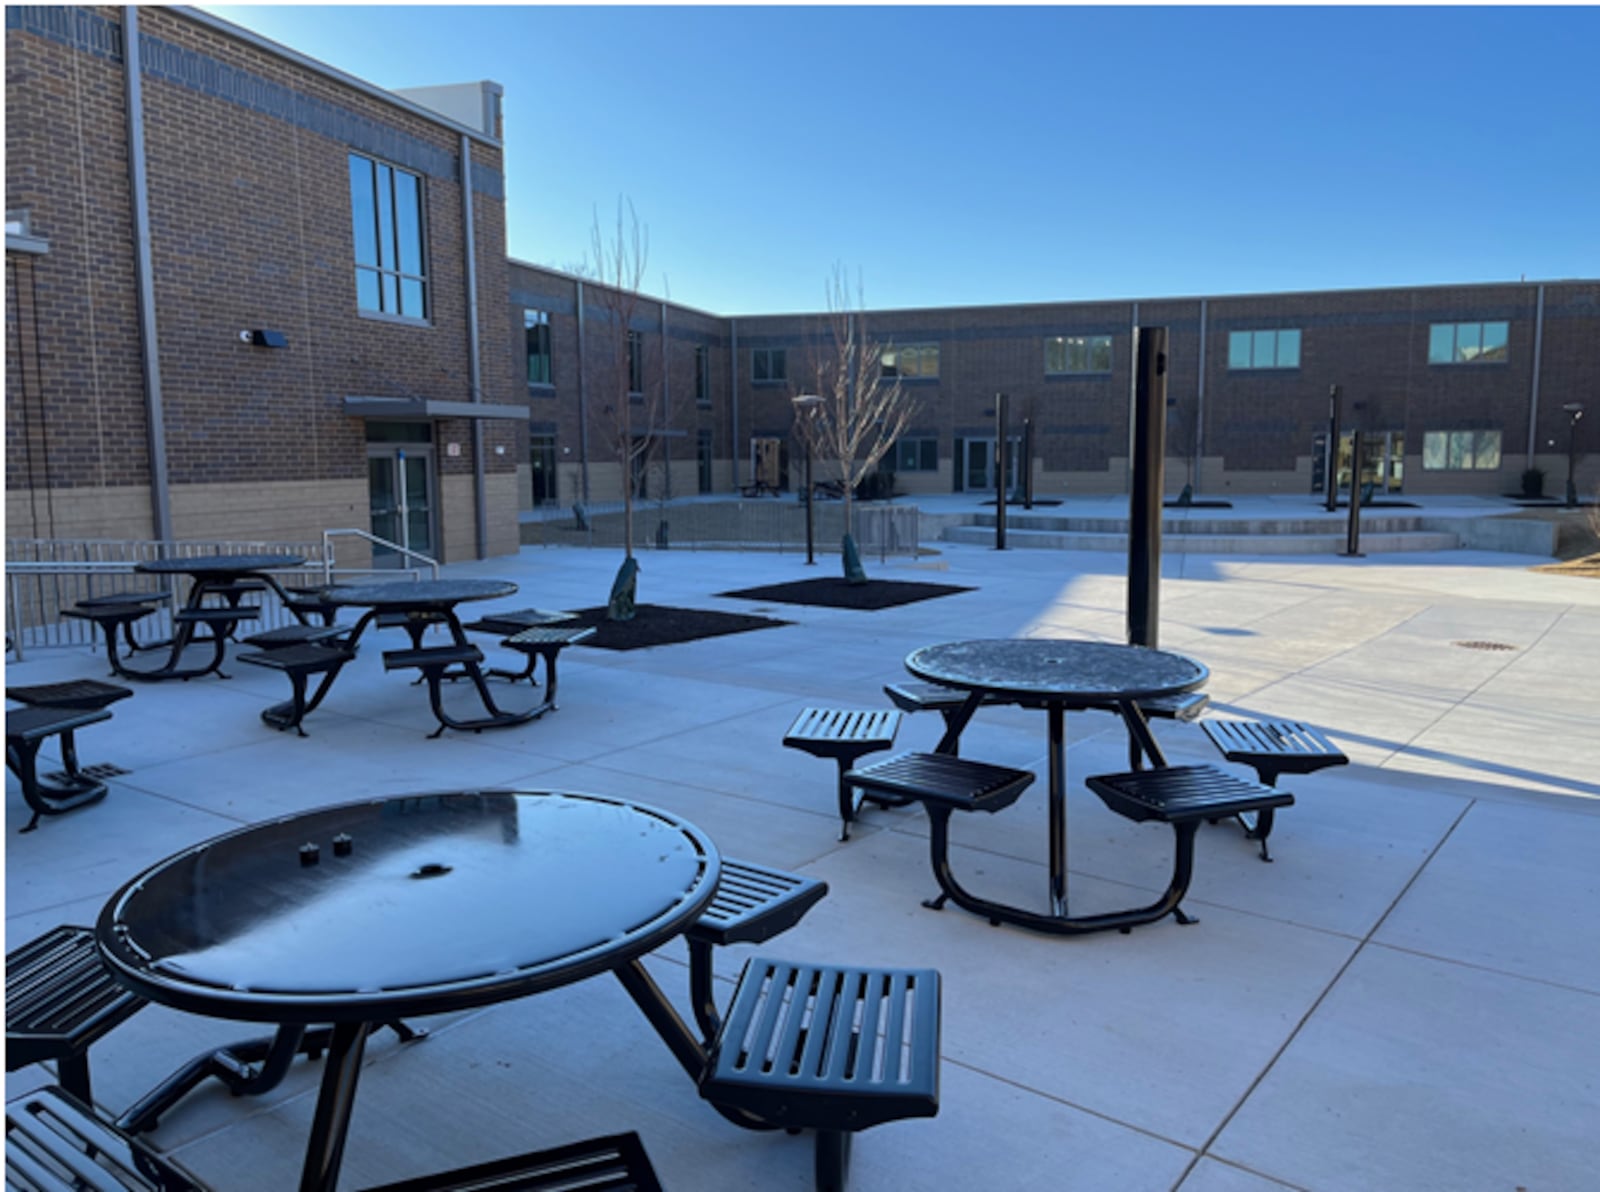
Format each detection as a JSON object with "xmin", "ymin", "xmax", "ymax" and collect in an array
[
  {"xmin": 530, "ymin": 434, "xmax": 557, "ymax": 506},
  {"xmin": 955, "ymin": 437, "xmax": 1020, "ymax": 494},
  {"xmin": 367, "ymin": 446, "xmax": 436, "ymax": 567},
  {"xmin": 1334, "ymin": 430, "xmax": 1405, "ymax": 495}
]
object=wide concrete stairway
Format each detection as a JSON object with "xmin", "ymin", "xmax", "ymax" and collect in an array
[{"xmin": 942, "ymin": 509, "xmax": 1462, "ymax": 554}]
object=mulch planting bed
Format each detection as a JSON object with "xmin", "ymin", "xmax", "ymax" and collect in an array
[
  {"xmin": 565, "ymin": 604, "xmax": 790, "ymax": 650},
  {"xmin": 718, "ymin": 577, "xmax": 973, "ymax": 611}
]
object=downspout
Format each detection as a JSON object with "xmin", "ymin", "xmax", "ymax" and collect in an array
[
  {"xmin": 660, "ymin": 300, "xmax": 671, "ymax": 499},
  {"xmin": 123, "ymin": 7, "xmax": 172, "ymax": 540},
  {"xmin": 1195, "ymin": 297, "xmax": 1207, "ymax": 492},
  {"xmin": 459, "ymin": 134, "xmax": 487, "ymax": 559},
  {"xmin": 1126, "ymin": 301, "xmax": 1139, "ymax": 494},
  {"xmin": 1525, "ymin": 283, "xmax": 1545, "ymax": 468},
  {"xmin": 576, "ymin": 280, "xmax": 591, "ymax": 502},
  {"xmin": 729, "ymin": 319, "xmax": 740, "ymax": 488}
]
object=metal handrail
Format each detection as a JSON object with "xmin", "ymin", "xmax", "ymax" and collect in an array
[{"xmin": 321, "ymin": 529, "xmax": 439, "ymax": 582}]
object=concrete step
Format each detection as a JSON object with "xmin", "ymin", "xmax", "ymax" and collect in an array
[
  {"xmin": 966, "ymin": 512, "xmax": 1434, "ymax": 535},
  {"xmin": 941, "ymin": 525, "xmax": 1461, "ymax": 554}
]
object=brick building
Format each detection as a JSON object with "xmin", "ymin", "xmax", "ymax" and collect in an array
[
  {"xmin": 6, "ymin": 5, "xmax": 522, "ymax": 563},
  {"xmin": 508, "ymin": 266, "xmax": 1600, "ymax": 508},
  {"xmin": 9, "ymin": 8, "xmax": 1597, "ymax": 564}
]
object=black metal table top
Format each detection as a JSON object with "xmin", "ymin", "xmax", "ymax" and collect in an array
[
  {"xmin": 97, "ymin": 791, "xmax": 719, "ymax": 1023},
  {"xmin": 322, "ymin": 579, "xmax": 517, "ymax": 610},
  {"xmin": 906, "ymin": 638, "xmax": 1208, "ymax": 705},
  {"xmin": 135, "ymin": 553, "xmax": 307, "ymax": 576}
]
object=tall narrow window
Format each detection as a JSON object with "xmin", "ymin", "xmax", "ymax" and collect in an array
[
  {"xmin": 525, "ymin": 310, "xmax": 552, "ymax": 386},
  {"xmin": 349, "ymin": 153, "xmax": 427, "ymax": 319},
  {"xmin": 627, "ymin": 331, "xmax": 644, "ymax": 393},
  {"xmin": 695, "ymin": 346, "xmax": 710, "ymax": 407}
]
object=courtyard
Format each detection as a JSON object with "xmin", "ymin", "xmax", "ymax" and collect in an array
[{"xmin": 5, "ymin": 536, "xmax": 1599, "ymax": 1190}]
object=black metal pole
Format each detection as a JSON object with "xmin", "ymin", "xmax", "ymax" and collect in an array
[
  {"xmin": 1342, "ymin": 429, "xmax": 1364, "ymax": 557},
  {"xmin": 1325, "ymin": 384, "xmax": 1341, "ymax": 513},
  {"xmin": 1022, "ymin": 415, "xmax": 1034, "ymax": 509},
  {"xmin": 994, "ymin": 393, "xmax": 1008, "ymax": 551},
  {"xmin": 1127, "ymin": 328, "xmax": 1167, "ymax": 648},
  {"xmin": 803, "ymin": 436, "xmax": 816, "ymax": 564}
]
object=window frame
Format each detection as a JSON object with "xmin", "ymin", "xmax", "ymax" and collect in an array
[
  {"xmin": 348, "ymin": 152, "xmax": 429, "ymax": 322},
  {"xmin": 695, "ymin": 345, "xmax": 711, "ymax": 407},
  {"xmin": 893, "ymin": 436, "xmax": 940, "ymax": 472},
  {"xmin": 524, "ymin": 309, "xmax": 553, "ymax": 388},
  {"xmin": 1045, "ymin": 334, "xmax": 1114, "ymax": 375},
  {"xmin": 1421, "ymin": 429, "xmax": 1503, "ymax": 471},
  {"xmin": 627, "ymin": 331, "xmax": 644, "ymax": 395},
  {"xmin": 881, "ymin": 342, "xmax": 940, "ymax": 380},
  {"xmin": 1427, "ymin": 321, "xmax": 1510, "ymax": 365},
  {"xmin": 1227, "ymin": 328, "xmax": 1301, "ymax": 370},
  {"xmin": 752, "ymin": 347, "xmax": 787, "ymax": 384}
]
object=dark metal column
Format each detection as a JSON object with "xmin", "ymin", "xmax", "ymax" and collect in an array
[
  {"xmin": 1324, "ymin": 385, "xmax": 1341, "ymax": 513},
  {"xmin": 1127, "ymin": 328, "xmax": 1167, "ymax": 648},
  {"xmin": 994, "ymin": 393, "xmax": 1008, "ymax": 550}
]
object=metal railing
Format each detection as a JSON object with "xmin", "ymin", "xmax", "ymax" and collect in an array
[
  {"xmin": 5, "ymin": 532, "xmax": 433, "ymax": 659},
  {"xmin": 521, "ymin": 497, "xmax": 921, "ymax": 559},
  {"xmin": 321, "ymin": 529, "xmax": 439, "ymax": 582}
]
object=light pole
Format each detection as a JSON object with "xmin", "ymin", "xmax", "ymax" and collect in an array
[
  {"xmin": 793, "ymin": 394, "xmax": 823, "ymax": 564},
  {"xmin": 1561, "ymin": 402, "xmax": 1585, "ymax": 509}
]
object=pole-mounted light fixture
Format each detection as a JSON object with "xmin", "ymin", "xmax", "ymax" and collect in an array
[{"xmin": 792, "ymin": 394, "xmax": 824, "ymax": 564}]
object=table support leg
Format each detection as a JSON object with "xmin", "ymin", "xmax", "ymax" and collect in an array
[
  {"xmin": 1047, "ymin": 704, "xmax": 1067, "ymax": 917},
  {"xmin": 299, "ymin": 1020, "xmax": 371, "ymax": 1192}
]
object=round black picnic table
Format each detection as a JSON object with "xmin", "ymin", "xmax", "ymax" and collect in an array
[
  {"xmin": 323, "ymin": 580, "xmax": 542, "ymax": 733},
  {"xmin": 94, "ymin": 553, "xmax": 313, "ymax": 679},
  {"xmin": 906, "ymin": 638, "xmax": 1208, "ymax": 924},
  {"xmin": 97, "ymin": 790, "xmax": 720, "ymax": 1192}
]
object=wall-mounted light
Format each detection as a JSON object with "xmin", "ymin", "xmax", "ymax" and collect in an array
[{"xmin": 238, "ymin": 329, "xmax": 288, "ymax": 348}]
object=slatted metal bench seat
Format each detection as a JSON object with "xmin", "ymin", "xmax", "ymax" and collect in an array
[
  {"xmin": 783, "ymin": 707, "xmax": 903, "ymax": 840},
  {"xmin": 382, "ymin": 644, "xmax": 485, "ymax": 673},
  {"xmin": 881, "ymin": 681, "xmax": 1005, "ymax": 755},
  {"xmin": 6, "ymin": 706, "xmax": 115, "ymax": 833},
  {"xmin": 365, "ymin": 1131, "xmax": 664, "ymax": 1192},
  {"xmin": 8, "ymin": 1087, "xmax": 664, "ymax": 1192},
  {"xmin": 683, "ymin": 858, "xmax": 829, "ymax": 1040},
  {"xmin": 239, "ymin": 643, "xmax": 358, "ymax": 736},
  {"xmin": 1085, "ymin": 765, "xmax": 1295, "ymax": 926},
  {"xmin": 6, "ymin": 926, "xmax": 147, "ymax": 1106},
  {"xmin": 845, "ymin": 752, "xmax": 1037, "ymax": 920},
  {"xmin": 6, "ymin": 1087, "xmax": 205, "ymax": 1191},
  {"xmin": 462, "ymin": 607, "xmax": 577, "ymax": 636},
  {"xmin": 1201, "ymin": 719, "xmax": 1347, "ymax": 859},
  {"xmin": 61, "ymin": 603, "xmax": 160, "ymax": 669},
  {"xmin": 241, "ymin": 624, "xmax": 347, "ymax": 650},
  {"xmin": 700, "ymin": 957, "xmax": 941, "ymax": 1192},
  {"xmin": 7, "ymin": 680, "xmax": 133, "ymax": 713},
  {"xmin": 490, "ymin": 626, "xmax": 597, "ymax": 707}
]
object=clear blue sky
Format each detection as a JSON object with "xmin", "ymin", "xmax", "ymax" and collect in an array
[{"xmin": 206, "ymin": 4, "xmax": 1600, "ymax": 316}]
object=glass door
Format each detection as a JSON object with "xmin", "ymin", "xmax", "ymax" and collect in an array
[
  {"xmin": 1335, "ymin": 430, "xmax": 1405, "ymax": 495},
  {"xmin": 367, "ymin": 446, "xmax": 435, "ymax": 567},
  {"xmin": 959, "ymin": 437, "xmax": 1021, "ymax": 494}
]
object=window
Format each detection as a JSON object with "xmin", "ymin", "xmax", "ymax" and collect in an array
[
  {"xmin": 893, "ymin": 437, "xmax": 939, "ymax": 472},
  {"xmin": 1227, "ymin": 329, "xmax": 1301, "ymax": 369},
  {"xmin": 1045, "ymin": 334, "xmax": 1113, "ymax": 374},
  {"xmin": 348, "ymin": 153, "xmax": 427, "ymax": 319},
  {"xmin": 752, "ymin": 348, "xmax": 786, "ymax": 383},
  {"xmin": 881, "ymin": 343, "xmax": 940, "ymax": 379},
  {"xmin": 524, "ymin": 310, "xmax": 552, "ymax": 386},
  {"xmin": 1423, "ymin": 430, "xmax": 1502, "ymax": 470},
  {"xmin": 627, "ymin": 331, "xmax": 644, "ymax": 393},
  {"xmin": 1428, "ymin": 321, "xmax": 1509, "ymax": 364},
  {"xmin": 695, "ymin": 346, "xmax": 710, "ymax": 407}
]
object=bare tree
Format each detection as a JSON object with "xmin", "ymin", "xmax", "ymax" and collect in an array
[
  {"xmin": 793, "ymin": 266, "xmax": 918, "ymax": 581},
  {"xmin": 582, "ymin": 198, "xmax": 655, "ymax": 618}
]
